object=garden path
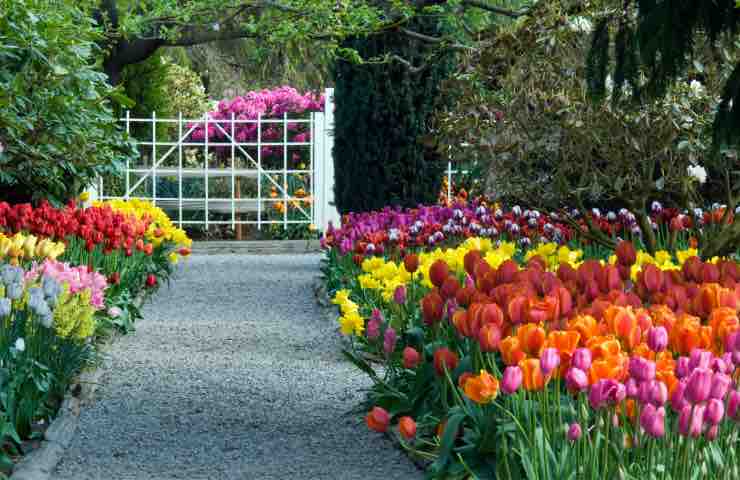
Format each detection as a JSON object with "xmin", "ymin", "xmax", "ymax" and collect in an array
[{"xmin": 54, "ymin": 254, "xmax": 422, "ymax": 479}]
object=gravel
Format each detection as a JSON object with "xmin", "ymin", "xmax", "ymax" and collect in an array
[{"xmin": 54, "ymin": 254, "xmax": 423, "ymax": 480}]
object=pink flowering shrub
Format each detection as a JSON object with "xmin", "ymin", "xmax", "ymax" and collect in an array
[
  {"xmin": 26, "ymin": 259, "xmax": 107, "ymax": 309},
  {"xmin": 188, "ymin": 86, "xmax": 324, "ymax": 164}
]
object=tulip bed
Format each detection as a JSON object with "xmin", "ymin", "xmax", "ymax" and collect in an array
[
  {"xmin": 323, "ymin": 206, "xmax": 740, "ymax": 479},
  {"xmin": 0, "ymin": 198, "xmax": 191, "ymax": 473}
]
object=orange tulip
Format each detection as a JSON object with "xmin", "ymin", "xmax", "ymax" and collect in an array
[
  {"xmin": 649, "ymin": 304, "xmax": 677, "ymax": 333},
  {"xmin": 631, "ymin": 342, "xmax": 655, "ymax": 361},
  {"xmin": 708, "ymin": 307, "xmax": 739, "ymax": 353},
  {"xmin": 546, "ymin": 330, "xmax": 581, "ymax": 374},
  {"xmin": 517, "ymin": 323, "xmax": 547, "ymax": 357},
  {"xmin": 568, "ymin": 314, "xmax": 600, "ymax": 342},
  {"xmin": 479, "ymin": 323, "xmax": 502, "ymax": 352},
  {"xmin": 398, "ymin": 416, "xmax": 417, "ymax": 440},
  {"xmin": 603, "ymin": 306, "xmax": 642, "ymax": 350},
  {"xmin": 519, "ymin": 358, "xmax": 546, "ymax": 391},
  {"xmin": 500, "ymin": 336, "xmax": 526, "ymax": 366},
  {"xmin": 463, "ymin": 370, "xmax": 500, "ymax": 404},
  {"xmin": 670, "ymin": 313, "xmax": 709, "ymax": 355},
  {"xmin": 586, "ymin": 336, "xmax": 622, "ymax": 360},
  {"xmin": 589, "ymin": 355, "xmax": 626, "ymax": 384}
]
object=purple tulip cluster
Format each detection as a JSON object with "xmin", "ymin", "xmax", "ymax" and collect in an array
[
  {"xmin": 671, "ymin": 348, "xmax": 739, "ymax": 440},
  {"xmin": 321, "ymin": 202, "xmax": 573, "ymax": 255}
]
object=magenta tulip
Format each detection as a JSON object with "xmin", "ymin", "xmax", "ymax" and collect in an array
[
  {"xmin": 565, "ymin": 368, "xmax": 589, "ymax": 392},
  {"xmin": 705, "ymin": 398, "xmax": 725, "ymax": 425},
  {"xmin": 567, "ymin": 422, "xmax": 582, "ymax": 442},
  {"xmin": 629, "ymin": 357, "xmax": 656, "ymax": 383}
]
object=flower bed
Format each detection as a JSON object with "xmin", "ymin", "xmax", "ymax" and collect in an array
[
  {"xmin": 323, "ymin": 227, "xmax": 740, "ymax": 478},
  {"xmin": 0, "ymin": 198, "xmax": 190, "ymax": 473}
]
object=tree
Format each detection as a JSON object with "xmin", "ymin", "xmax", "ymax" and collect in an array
[
  {"xmin": 85, "ymin": 1, "xmax": 531, "ymax": 84},
  {"xmin": 586, "ymin": 0, "xmax": 740, "ymax": 257}
]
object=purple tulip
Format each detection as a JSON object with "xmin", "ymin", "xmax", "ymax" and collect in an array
[
  {"xmin": 676, "ymin": 357, "xmax": 691, "ymax": 378},
  {"xmin": 501, "ymin": 366, "xmax": 523, "ymax": 395},
  {"xmin": 725, "ymin": 331, "xmax": 740, "ymax": 353},
  {"xmin": 689, "ymin": 349, "xmax": 712, "ymax": 371},
  {"xmin": 705, "ymin": 398, "xmax": 725, "ymax": 425},
  {"xmin": 640, "ymin": 404, "xmax": 666, "ymax": 438},
  {"xmin": 626, "ymin": 378, "xmax": 639, "ymax": 398},
  {"xmin": 690, "ymin": 404, "xmax": 706, "ymax": 438},
  {"xmin": 628, "ymin": 357, "xmax": 656, "ymax": 383},
  {"xmin": 366, "ymin": 318, "xmax": 381, "ymax": 340},
  {"xmin": 383, "ymin": 327, "xmax": 397, "ymax": 354},
  {"xmin": 393, "ymin": 285, "xmax": 407, "ymax": 305},
  {"xmin": 686, "ymin": 368, "xmax": 713, "ymax": 404},
  {"xmin": 647, "ymin": 326, "xmax": 668, "ymax": 353},
  {"xmin": 565, "ymin": 368, "xmax": 589, "ymax": 392},
  {"xmin": 710, "ymin": 373, "xmax": 731, "ymax": 400},
  {"xmin": 571, "ymin": 348, "xmax": 592, "ymax": 372},
  {"xmin": 371, "ymin": 308, "xmax": 384, "ymax": 323},
  {"xmin": 671, "ymin": 382, "xmax": 689, "ymax": 413},
  {"xmin": 567, "ymin": 422, "xmax": 582, "ymax": 442},
  {"xmin": 650, "ymin": 381, "xmax": 668, "ymax": 406},
  {"xmin": 728, "ymin": 390, "xmax": 740, "ymax": 420},
  {"xmin": 678, "ymin": 405, "xmax": 692, "ymax": 436},
  {"xmin": 540, "ymin": 348, "xmax": 560, "ymax": 376},
  {"xmin": 589, "ymin": 379, "xmax": 625, "ymax": 409}
]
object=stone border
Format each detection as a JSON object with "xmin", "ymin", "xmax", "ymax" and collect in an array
[{"xmin": 192, "ymin": 240, "xmax": 320, "ymax": 255}]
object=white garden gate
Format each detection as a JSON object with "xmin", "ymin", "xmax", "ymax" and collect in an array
[{"xmin": 96, "ymin": 88, "xmax": 340, "ymax": 236}]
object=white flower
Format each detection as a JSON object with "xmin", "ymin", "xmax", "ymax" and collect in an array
[
  {"xmin": 687, "ymin": 165, "xmax": 707, "ymax": 184},
  {"xmin": 108, "ymin": 306, "xmax": 122, "ymax": 318},
  {"xmin": 689, "ymin": 80, "xmax": 705, "ymax": 98},
  {"xmin": 568, "ymin": 16, "xmax": 593, "ymax": 33},
  {"xmin": 14, "ymin": 338, "xmax": 25, "ymax": 352}
]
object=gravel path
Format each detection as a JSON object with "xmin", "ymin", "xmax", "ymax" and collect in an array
[{"xmin": 54, "ymin": 254, "xmax": 422, "ymax": 480}]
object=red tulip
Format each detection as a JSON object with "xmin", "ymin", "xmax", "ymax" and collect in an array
[
  {"xmin": 429, "ymin": 260, "xmax": 450, "ymax": 288},
  {"xmin": 146, "ymin": 274, "xmax": 157, "ymax": 288},
  {"xmin": 433, "ymin": 348, "xmax": 459, "ymax": 377},
  {"xmin": 402, "ymin": 347, "xmax": 421, "ymax": 369},
  {"xmin": 366, "ymin": 407, "xmax": 390, "ymax": 433},
  {"xmin": 615, "ymin": 241, "xmax": 637, "ymax": 266}
]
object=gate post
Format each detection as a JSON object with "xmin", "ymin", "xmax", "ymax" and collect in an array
[{"xmin": 314, "ymin": 88, "xmax": 341, "ymax": 233}]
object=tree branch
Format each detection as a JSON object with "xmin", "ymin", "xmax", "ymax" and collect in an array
[
  {"xmin": 399, "ymin": 28, "xmax": 478, "ymax": 50},
  {"xmin": 461, "ymin": 0, "xmax": 530, "ymax": 17}
]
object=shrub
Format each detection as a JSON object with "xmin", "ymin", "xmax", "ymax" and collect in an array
[
  {"xmin": 332, "ymin": 20, "xmax": 455, "ymax": 214},
  {"xmin": 0, "ymin": 0, "xmax": 135, "ymax": 205}
]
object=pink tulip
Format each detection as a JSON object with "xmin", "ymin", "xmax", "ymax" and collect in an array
[
  {"xmin": 393, "ymin": 285, "xmax": 407, "ymax": 305},
  {"xmin": 572, "ymin": 348, "xmax": 592, "ymax": 371},
  {"xmin": 689, "ymin": 349, "xmax": 712, "ymax": 371},
  {"xmin": 678, "ymin": 405, "xmax": 692, "ymax": 436},
  {"xmin": 567, "ymin": 422, "xmax": 582, "ymax": 442},
  {"xmin": 676, "ymin": 357, "xmax": 691, "ymax": 378},
  {"xmin": 671, "ymin": 382, "xmax": 689, "ymax": 413},
  {"xmin": 705, "ymin": 398, "xmax": 725, "ymax": 425},
  {"xmin": 366, "ymin": 318, "xmax": 381, "ymax": 340},
  {"xmin": 686, "ymin": 368, "xmax": 713, "ymax": 404},
  {"xmin": 540, "ymin": 347, "xmax": 560, "ymax": 376},
  {"xmin": 565, "ymin": 368, "xmax": 589, "ymax": 392},
  {"xmin": 501, "ymin": 366, "xmax": 523, "ymax": 395},
  {"xmin": 640, "ymin": 404, "xmax": 666, "ymax": 438},
  {"xmin": 710, "ymin": 373, "xmax": 731, "ymax": 400},
  {"xmin": 383, "ymin": 327, "xmax": 397, "ymax": 354},
  {"xmin": 629, "ymin": 357, "xmax": 656, "ymax": 383},
  {"xmin": 690, "ymin": 404, "xmax": 706, "ymax": 438},
  {"xmin": 647, "ymin": 326, "xmax": 668, "ymax": 353},
  {"xmin": 728, "ymin": 390, "xmax": 740, "ymax": 420}
]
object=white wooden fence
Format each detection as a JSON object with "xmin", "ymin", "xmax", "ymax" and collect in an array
[{"xmin": 96, "ymin": 88, "xmax": 340, "ymax": 235}]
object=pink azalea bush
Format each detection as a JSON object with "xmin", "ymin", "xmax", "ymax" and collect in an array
[
  {"xmin": 188, "ymin": 86, "xmax": 324, "ymax": 162},
  {"xmin": 26, "ymin": 259, "xmax": 107, "ymax": 309}
]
